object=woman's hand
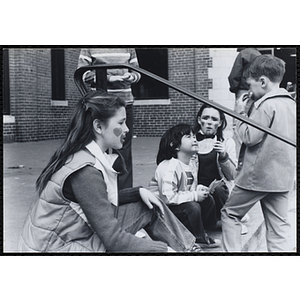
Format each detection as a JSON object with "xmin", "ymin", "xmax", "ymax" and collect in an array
[
  {"xmin": 214, "ymin": 141, "xmax": 226, "ymax": 158},
  {"xmin": 196, "ymin": 185, "xmax": 209, "ymax": 202},
  {"xmin": 122, "ymin": 72, "xmax": 135, "ymax": 84},
  {"xmin": 108, "ymin": 73, "xmax": 135, "ymax": 84},
  {"xmin": 139, "ymin": 188, "xmax": 164, "ymax": 216}
]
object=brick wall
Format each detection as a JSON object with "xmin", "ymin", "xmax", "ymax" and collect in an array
[
  {"xmin": 133, "ymin": 48, "xmax": 211, "ymax": 137},
  {"xmin": 3, "ymin": 122, "xmax": 16, "ymax": 143},
  {"xmin": 4, "ymin": 48, "xmax": 212, "ymax": 141},
  {"xmin": 5, "ymin": 48, "xmax": 82, "ymax": 142}
]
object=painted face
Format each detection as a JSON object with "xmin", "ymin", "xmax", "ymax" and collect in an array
[
  {"xmin": 245, "ymin": 77, "xmax": 265, "ymax": 100},
  {"xmin": 101, "ymin": 107, "xmax": 128, "ymax": 150},
  {"xmin": 198, "ymin": 107, "xmax": 222, "ymax": 136},
  {"xmin": 179, "ymin": 132, "xmax": 198, "ymax": 154}
]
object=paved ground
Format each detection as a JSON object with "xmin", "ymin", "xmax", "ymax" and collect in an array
[{"xmin": 3, "ymin": 137, "xmax": 297, "ymax": 253}]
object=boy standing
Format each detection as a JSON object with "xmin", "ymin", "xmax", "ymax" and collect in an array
[{"xmin": 221, "ymin": 55, "xmax": 296, "ymax": 252}]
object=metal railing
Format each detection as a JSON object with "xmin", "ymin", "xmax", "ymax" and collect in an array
[{"xmin": 74, "ymin": 64, "xmax": 296, "ymax": 148}]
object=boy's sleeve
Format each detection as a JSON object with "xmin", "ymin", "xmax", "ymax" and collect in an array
[{"xmin": 236, "ymin": 106, "xmax": 273, "ymax": 147}]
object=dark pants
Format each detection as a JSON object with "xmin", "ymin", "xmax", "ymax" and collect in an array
[
  {"xmin": 212, "ymin": 181, "xmax": 229, "ymax": 221},
  {"xmin": 114, "ymin": 104, "xmax": 133, "ymax": 190},
  {"xmin": 168, "ymin": 197, "xmax": 215, "ymax": 243}
]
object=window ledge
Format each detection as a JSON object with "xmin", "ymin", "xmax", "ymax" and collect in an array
[
  {"xmin": 51, "ymin": 100, "xmax": 68, "ymax": 106},
  {"xmin": 3, "ymin": 115, "xmax": 15, "ymax": 124},
  {"xmin": 133, "ymin": 99, "xmax": 171, "ymax": 106}
]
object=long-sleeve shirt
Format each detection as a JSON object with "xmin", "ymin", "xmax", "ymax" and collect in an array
[
  {"xmin": 78, "ymin": 48, "xmax": 141, "ymax": 105},
  {"xmin": 148, "ymin": 158, "xmax": 198, "ymax": 205},
  {"xmin": 64, "ymin": 166, "xmax": 167, "ymax": 252}
]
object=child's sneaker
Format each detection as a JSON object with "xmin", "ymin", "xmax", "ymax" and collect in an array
[
  {"xmin": 188, "ymin": 243, "xmax": 203, "ymax": 252},
  {"xmin": 197, "ymin": 234, "xmax": 221, "ymax": 248}
]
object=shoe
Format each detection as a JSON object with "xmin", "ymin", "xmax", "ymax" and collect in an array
[
  {"xmin": 135, "ymin": 230, "xmax": 146, "ymax": 238},
  {"xmin": 167, "ymin": 246, "xmax": 176, "ymax": 252},
  {"xmin": 197, "ymin": 234, "xmax": 221, "ymax": 248},
  {"xmin": 241, "ymin": 213, "xmax": 250, "ymax": 223},
  {"xmin": 188, "ymin": 243, "xmax": 203, "ymax": 252}
]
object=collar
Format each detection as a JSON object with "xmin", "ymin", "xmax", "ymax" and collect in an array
[
  {"xmin": 85, "ymin": 140, "xmax": 118, "ymax": 174},
  {"xmin": 196, "ymin": 130, "xmax": 216, "ymax": 141},
  {"xmin": 254, "ymin": 88, "xmax": 294, "ymax": 109}
]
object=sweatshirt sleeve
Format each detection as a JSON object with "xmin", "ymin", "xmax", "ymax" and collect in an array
[
  {"xmin": 118, "ymin": 187, "xmax": 141, "ymax": 205},
  {"xmin": 128, "ymin": 49, "xmax": 141, "ymax": 83},
  {"xmin": 68, "ymin": 166, "xmax": 168, "ymax": 252}
]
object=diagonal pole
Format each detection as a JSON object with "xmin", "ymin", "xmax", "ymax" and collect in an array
[{"xmin": 74, "ymin": 64, "xmax": 296, "ymax": 148}]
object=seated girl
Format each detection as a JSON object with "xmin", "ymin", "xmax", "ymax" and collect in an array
[
  {"xmin": 19, "ymin": 91, "xmax": 201, "ymax": 253},
  {"xmin": 148, "ymin": 124, "xmax": 221, "ymax": 249},
  {"xmin": 194, "ymin": 104, "xmax": 248, "ymax": 233}
]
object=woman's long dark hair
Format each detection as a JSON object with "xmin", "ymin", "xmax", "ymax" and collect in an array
[
  {"xmin": 194, "ymin": 104, "xmax": 227, "ymax": 141},
  {"xmin": 156, "ymin": 124, "xmax": 194, "ymax": 165},
  {"xmin": 36, "ymin": 90, "xmax": 126, "ymax": 196}
]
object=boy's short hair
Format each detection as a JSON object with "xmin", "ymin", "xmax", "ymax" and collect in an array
[{"xmin": 243, "ymin": 54, "xmax": 286, "ymax": 83}]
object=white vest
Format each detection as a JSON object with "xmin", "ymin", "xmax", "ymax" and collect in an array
[{"xmin": 85, "ymin": 140, "xmax": 119, "ymax": 206}]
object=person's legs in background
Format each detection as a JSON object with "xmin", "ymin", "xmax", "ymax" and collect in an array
[
  {"xmin": 211, "ymin": 181, "xmax": 229, "ymax": 221},
  {"xmin": 200, "ymin": 195, "xmax": 218, "ymax": 230},
  {"xmin": 114, "ymin": 104, "xmax": 133, "ymax": 190}
]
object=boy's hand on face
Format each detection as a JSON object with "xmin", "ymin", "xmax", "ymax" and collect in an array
[{"xmin": 235, "ymin": 92, "xmax": 249, "ymax": 113}]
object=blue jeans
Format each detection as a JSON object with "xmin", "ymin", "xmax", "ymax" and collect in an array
[{"xmin": 117, "ymin": 200, "xmax": 195, "ymax": 252}]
